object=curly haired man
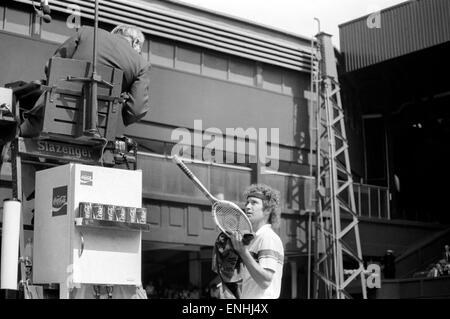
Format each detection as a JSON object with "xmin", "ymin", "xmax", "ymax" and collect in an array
[{"xmin": 230, "ymin": 183, "xmax": 284, "ymax": 299}]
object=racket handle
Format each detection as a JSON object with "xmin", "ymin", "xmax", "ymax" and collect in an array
[
  {"xmin": 242, "ymin": 233, "xmax": 254, "ymax": 246},
  {"xmin": 224, "ymin": 232, "xmax": 254, "ymax": 245},
  {"xmin": 172, "ymin": 155, "xmax": 215, "ymax": 201},
  {"xmin": 172, "ymin": 155, "xmax": 194, "ymax": 179}
]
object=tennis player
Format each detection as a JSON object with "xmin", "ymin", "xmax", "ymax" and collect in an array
[{"xmin": 230, "ymin": 184, "xmax": 284, "ymax": 299}]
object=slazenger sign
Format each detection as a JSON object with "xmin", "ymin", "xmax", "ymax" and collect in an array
[{"xmin": 19, "ymin": 139, "xmax": 100, "ymax": 162}]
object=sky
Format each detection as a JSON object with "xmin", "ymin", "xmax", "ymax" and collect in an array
[{"xmin": 175, "ymin": 0, "xmax": 408, "ymax": 47}]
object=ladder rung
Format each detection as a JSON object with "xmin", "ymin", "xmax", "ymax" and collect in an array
[
  {"xmin": 337, "ymin": 203, "xmax": 358, "ymax": 219},
  {"xmin": 336, "ymin": 163, "xmax": 352, "ymax": 177},
  {"xmin": 332, "ymin": 103, "xmax": 344, "ymax": 113},
  {"xmin": 337, "ymin": 162, "xmax": 352, "ymax": 173},
  {"xmin": 335, "ymin": 145, "xmax": 348, "ymax": 157},
  {"xmin": 342, "ymin": 269, "xmax": 364, "ymax": 291},
  {"xmin": 332, "ymin": 114, "xmax": 344, "ymax": 125},
  {"xmin": 313, "ymin": 271, "xmax": 338, "ymax": 289},
  {"xmin": 330, "ymin": 86, "xmax": 341, "ymax": 96},
  {"xmin": 330, "ymin": 78, "xmax": 341, "ymax": 88},
  {"xmin": 341, "ymin": 241, "xmax": 364, "ymax": 264},
  {"xmin": 337, "ymin": 181, "xmax": 351, "ymax": 194},
  {"xmin": 338, "ymin": 219, "xmax": 359, "ymax": 239},
  {"xmin": 331, "ymin": 129, "xmax": 347, "ymax": 142}
]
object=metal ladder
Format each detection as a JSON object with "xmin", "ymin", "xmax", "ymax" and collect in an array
[{"xmin": 306, "ymin": 32, "xmax": 367, "ymax": 299}]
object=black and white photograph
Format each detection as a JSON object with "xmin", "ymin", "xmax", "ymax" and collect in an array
[{"xmin": 0, "ymin": 0, "xmax": 449, "ymax": 309}]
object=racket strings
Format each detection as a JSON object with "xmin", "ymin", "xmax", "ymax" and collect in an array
[{"xmin": 214, "ymin": 204, "xmax": 252, "ymax": 234}]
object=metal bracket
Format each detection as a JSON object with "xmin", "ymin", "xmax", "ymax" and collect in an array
[{"xmin": 49, "ymin": 86, "xmax": 57, "ymax": 103}]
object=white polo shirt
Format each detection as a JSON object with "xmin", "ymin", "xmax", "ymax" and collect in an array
[{"xmin": 240, "ymin": 224, "xmax": 284, "ymax": 299}]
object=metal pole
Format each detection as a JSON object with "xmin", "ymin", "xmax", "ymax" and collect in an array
[
  {"xmin": 308, "ymin": 17, "xmax": 321, "ymax": 300},
  {"xmin": 290, "ymin": 261, "xmax": 297, "ymax": 298},
  {"xmin": 87, "ymin": 0, "xmax": 99, "ymax": 136},
  {"xmin": 11, "ymin": 140, "xmax": 26, "ymax": 292},
  {"xmin": 93, "ymin": 0, "xmax": 98, "ymax": 77},
  {"xmin": 306, "ymin": 20, "xmax": 315, "ymax": 300}
]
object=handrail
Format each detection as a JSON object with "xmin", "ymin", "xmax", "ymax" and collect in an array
[
  {"xmin": 260, "ymin": 169, "xmax": 315, "ymax": 180},
  {"xmin": 136, "ymin": 151, "xmax": 252, "ymax": 171},
  {"xmin": 137, "ymin": 150, "xmax": 390, "ymax": 220},
  {"xmin": 353, "ymin": 182, "xmax": 389, "ymax": 191}
]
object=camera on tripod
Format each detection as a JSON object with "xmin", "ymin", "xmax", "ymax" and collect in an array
[
  {"xmin": 110, "ymin": 136, "xmax": 137, "ymax": 168},
  {"xmin": 33, "ymin": 0, "xmax": 52, "ymax": 23}
]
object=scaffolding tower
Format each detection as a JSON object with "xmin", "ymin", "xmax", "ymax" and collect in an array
[{"xmin": 307, "ymin": 32, "xmax": 367, "ymax": 299}]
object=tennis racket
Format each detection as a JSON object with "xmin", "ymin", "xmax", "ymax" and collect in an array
[{"xmin": 172, "ymin": 155, "xmax": 254, "ymax": 242}]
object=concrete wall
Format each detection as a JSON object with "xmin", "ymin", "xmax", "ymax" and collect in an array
[
  {"xmin": 345, "ymin": 217, "xmax": 446, "ymax": 257},
  {"xmin": 127, "ymin": 65, "xmax": 309, "ymax": 149},
  {"xmin": 0, "ymin": 32, "xmax": 58, "ymax": 85},
  {"xmin": 376, "ymin": 276, "xmax": 450, "ymax": 299}
]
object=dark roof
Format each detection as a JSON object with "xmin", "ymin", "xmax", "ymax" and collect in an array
[{"xmin": 339, "ymin": 0, "xmax": 450, "ymax": 72}]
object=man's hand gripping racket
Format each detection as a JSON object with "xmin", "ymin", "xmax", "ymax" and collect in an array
[{"xmin": 172, "ymin": 155, "xmax": 254, "ymax": 245}]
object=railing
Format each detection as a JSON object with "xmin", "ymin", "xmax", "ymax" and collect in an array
[
  {"xmin": 353, "ymin": 183, "xmax": 390, "ymax": 220},
  {"xmin": 135, "ymin": 151, "xmax": 390, "ymax": 220},
  {"xmin": 136, "ymin": 152, "xmax": 252, "ymax": 204},
  {"xmin": 262, "ymin": 170, "xmax": 390, "ymax": 220}
]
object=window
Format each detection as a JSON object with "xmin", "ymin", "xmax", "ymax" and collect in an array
[
  {"xmin": 229, "ymin": 57, "xmax": 255, "ymax": 86},
  {"xmin": 0, "ymin": 5, "xmax": 5, "ymax": 30},
  {"xmin": 150, "ymin": 39, "xmax": 174, "ymax": 68},
  {"xmin": 4, "ymin": 6, "xmax": 31, "ymax": 36},
  {"xmin": 262, "ymin": 65, "xmax": 282, "ymax": 92},
  {"xmin": 283, "ymin": 70, "xmax": 303, "ymax": 97},
  {"xmin": 202, "ymin": 52, "xmax": 227, "ymax": 79},
  {"xmin": 175, "ymin": 46, "xmax": 201, "ymax": 73}
]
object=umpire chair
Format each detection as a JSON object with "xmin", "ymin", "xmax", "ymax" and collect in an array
[{"xmin": 0, "ymin": 57, "xmax": 137, "ymax": 297}]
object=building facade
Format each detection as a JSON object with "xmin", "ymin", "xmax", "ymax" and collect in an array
[
  {"xmin": 339, "ymin": 0, "xmax": 450, "ymax": 298},
  {"xmin": 0, "ymin": 0, "xmax": 316, "ymax": 298},
  {"xmin": 1, "ymin": 0, "xmax": 448, "ymax": 299}
]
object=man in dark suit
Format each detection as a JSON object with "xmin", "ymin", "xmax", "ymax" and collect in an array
[
  {"xmin": 49, "ymin": 24, "xmax": 151, "ymax": 126},
  {"xmin": 13, "ymin": 24, "xmax": 151, "ymax": 209},
  {"xmin": 19, "ymin": 24, "xmax": 151, "ymax": 136}
]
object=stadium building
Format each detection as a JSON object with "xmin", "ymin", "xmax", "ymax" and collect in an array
[
  {"xmin": 339, "ymin": 0, "xmax": 450, "ymax": 298},
  {"xmin": 0, "ymin": 0, "xmax": 449, "ymax": 298}
]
